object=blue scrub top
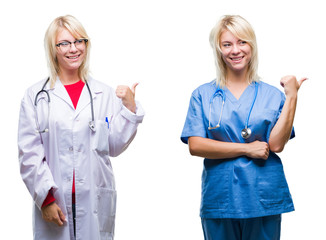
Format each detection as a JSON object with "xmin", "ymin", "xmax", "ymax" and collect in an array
[{"xmin": 181, "ymin": 80, "xmax": 295, "ymax": 219}]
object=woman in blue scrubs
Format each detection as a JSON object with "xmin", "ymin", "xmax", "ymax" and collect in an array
[{"xmin": 181, "ymin": 15, "xmax": 306, "ymax": 240}]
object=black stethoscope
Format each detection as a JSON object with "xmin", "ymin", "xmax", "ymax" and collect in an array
[
  {"xmin": 208, "ymin": 82, "xmax": 258, "ymax": 139},
  {"xmin": 34, "ymin": 77, "xmax": 95, "ymax": 133}
]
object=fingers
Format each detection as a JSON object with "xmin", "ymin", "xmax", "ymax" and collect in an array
[
  {"xmin": 54, "ymin": 215, "xmax": 64, "ymax": 226},
  {"xmin": 116, "ymin": 83, "xmax": 138, "ymax": 98},
  {"xmin": 280, "ymin": 75, "xmax": 308, "ymax": 97},
  {"xmin": 51, "ymin": 207, "xmax": 65, "ymax": 226},
  {"xmin": 116, "ymin": 83, "xmax": 138, "ymax": 113},
  {"xmin": 262, "ymin": 146, "xmax": 270, "ymax": 160},
  {"xmin": 41, "ymin": 203, "xmax": 65, "ymax": 227},
  {"xmin": 259, "ymin": 141, "xmax": 269, "ymax": 160},
  {"xmin": 58, "ymin": 208, "xmax": 66, "ymax": 223}
]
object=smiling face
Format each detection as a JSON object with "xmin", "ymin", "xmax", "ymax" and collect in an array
[
  {"xmin": 55, "ymin": 28, "xmax": 86, "ymax": 74},
  {"xmin": 220, "ymin": 30, "xmax": 252, "ymax": 75}
]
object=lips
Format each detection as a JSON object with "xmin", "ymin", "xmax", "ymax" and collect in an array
[
  {"xmin": 230, "ymin": 56, "xmax": 244, "ymax": 62},
  {"xmin": 66, "ymin": 55, "xmax": 80, "ymax": 59}
]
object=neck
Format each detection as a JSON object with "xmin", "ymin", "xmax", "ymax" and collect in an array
[
  {"xmin": 58, "ymin": 69, "xmax": 80, "ymax": 85},
  {"xmin": 226, "ymin": 68, "xmax": 248, "ymax": 87}
]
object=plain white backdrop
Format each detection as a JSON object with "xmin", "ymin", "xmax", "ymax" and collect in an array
[{"xmin": 1, "ymin": 0, "xmax": 325, "ymax": 239}]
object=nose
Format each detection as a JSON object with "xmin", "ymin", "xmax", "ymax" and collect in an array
[
  {"xmin": 231, "ymin": 44, "xmax": 241, "ymax": 54},
  {"xmin": 69, "ymin": 42, "xmax": 78, "ymax": 52}
]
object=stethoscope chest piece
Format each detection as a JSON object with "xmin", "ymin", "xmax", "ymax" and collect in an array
[{"xmin": 241, "ymin": 128, "xmax": 252, "ymax": 139}]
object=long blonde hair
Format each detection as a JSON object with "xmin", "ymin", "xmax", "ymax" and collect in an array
[
  {"xmin": 44, "ymin": 15, "xmax": 91, "ymax": 87},
  {"xmin": 209, "ymin": 15, "xmax": 259, "ymax": 88}
]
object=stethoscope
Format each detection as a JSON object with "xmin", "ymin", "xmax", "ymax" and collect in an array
[
  {"xmin": 208, "ymin": 82, "xmax": 258, "ymax": 139},
  {"xmin": 34, "ymin": 77, "xmax": 95, "ymax": 134}
]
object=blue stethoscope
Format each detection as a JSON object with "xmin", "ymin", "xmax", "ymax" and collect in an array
[
  {"xmin": 208, "ymin": 82, "xmax": 258, "ymax": 139},
  {"xmin": 34, "ymin": 77, "xmax": 96, "ymax": 134}
]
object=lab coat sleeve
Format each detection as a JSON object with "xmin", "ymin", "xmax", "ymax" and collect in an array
[
  {"xmin": 18, "ymin": 91, "xmax": 58, "ymax": 210},
  {"xmin": 108, "ymin": 100, "xmax": 145, "ymax": 157}
]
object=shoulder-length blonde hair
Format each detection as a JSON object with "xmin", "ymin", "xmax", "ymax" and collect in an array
[
  {"xmin": 44, "ymin": 15, "xmax": 91, "ymax": 87},
  {"xmin": 209, "ymin": 15, "xmax": 259, "ymax": 88}
]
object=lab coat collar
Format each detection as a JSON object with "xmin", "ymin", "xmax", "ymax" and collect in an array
[
  {"xmin": 48, "ymin": 77, "xmax": 104, "ymax": 117},
  {"xmin": 51, "ymin": 77, "xmax": 75, "ymax": 110},
  {"xmin": 75, "ymin": 77, "xmax": 103, "ymax": 119}
]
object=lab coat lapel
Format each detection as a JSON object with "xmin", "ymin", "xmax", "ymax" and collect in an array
[
  {"xmin": 51, "ymin": 79, "xmax": 75, "ymax": 110},
  {"xmin": 75, "ymin": 78, "xmax": 102, "ymax": 118}
]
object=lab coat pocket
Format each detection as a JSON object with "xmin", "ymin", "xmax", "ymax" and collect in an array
[
  {"xmin": 92, "ymin": 120, "xmax": 110, "ymax": 156},
  {"xmin": 201, "ymin": 170, "xmax": 229, "ymax": 211},
  {"xmin": 96, "ymin": 187, "xmax": 117, "ymax": 233},
  {"xmin": 258, "ymin": 166, "xmax": 288, "ymax": 208}
]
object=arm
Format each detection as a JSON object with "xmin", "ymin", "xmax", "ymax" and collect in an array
[
  {"xmin": 18, "ymin": 91, "xmax": 65, "ymax": 226},
  {"xmin": 188, "ymin": 136, "xmax": 269, "ymax": 160},
  {"xmin": 109, "ymin": 83, "xmax": 144, "ymax": 157},
  {"xmin": 18, "ymin": 94, "xmax": 57, "ymax": 209},
  {"xmin": 269, "ymin": 76, "xmax": 307, "ymax": 152}
]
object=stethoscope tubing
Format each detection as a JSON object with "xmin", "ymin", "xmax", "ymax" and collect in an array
[
  {"xmin": 244, "ymin": 82, "xmax": 258, "ymax": 129},
  {"xmin": 208, "ymin": 82, "xmax": 258, "ymax": 139},
  {"xmin": 34, "ymin": 77, "xmax": 95, "ymax": 133}
]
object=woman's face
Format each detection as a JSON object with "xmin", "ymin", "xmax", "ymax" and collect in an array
[
  {"xmin": 220, "ymin": 30, "xmax": 252, "ymax": 74},
  {"xmin": 55, "ymin": 28, "xmax": 86, "ymax": 74}
]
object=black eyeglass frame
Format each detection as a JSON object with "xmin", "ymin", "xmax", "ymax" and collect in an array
[{"xmin": 56, "ymin": 39, "xmax": 88, "ymax": 48}]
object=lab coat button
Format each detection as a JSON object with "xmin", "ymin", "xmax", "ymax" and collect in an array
[{"xmin": 69, "ymin": 147, "xmax": 73, "ymax": 151}]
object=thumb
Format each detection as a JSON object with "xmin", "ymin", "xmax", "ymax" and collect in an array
[
  {"xmin": 131, "ymin": 82, "xmax": 139, "ymax": 95},
  {"xmin": 298, "ymin": 77, "xmax": 308, "ymax": 88}
]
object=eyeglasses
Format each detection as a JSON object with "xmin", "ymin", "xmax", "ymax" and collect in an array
[{"xmin": 56, "ymin": 39, "xmax": 88, "ymax": 50}]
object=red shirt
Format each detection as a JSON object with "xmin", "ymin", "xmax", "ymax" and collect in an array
[{"xmin": 42, "ymin": 80, "xmax": 85, "ymax": 208}]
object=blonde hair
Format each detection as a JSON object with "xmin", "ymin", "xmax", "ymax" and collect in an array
[
  {"xmin": 209, "ymin": 15, "xmax": 259, "ymax": 88},
  {"xmin": 44, "ymin": 15, "xmax": 91, "ymax": 87}
]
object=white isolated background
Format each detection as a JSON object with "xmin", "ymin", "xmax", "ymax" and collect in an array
[{"xmin": 0, "ymin": 0, "xmax": 324, "ymax": 239}]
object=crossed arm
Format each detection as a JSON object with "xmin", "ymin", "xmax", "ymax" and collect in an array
[{"xmin": 189, "ymin": 76, "xmax": 307, "ymax": 160}]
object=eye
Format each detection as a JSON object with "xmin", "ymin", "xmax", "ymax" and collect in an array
[
  {"xmin": 222, "ymin": 43, "xmax": 231, "ymax": 47},
  {"xmin": 75, "ymin": 39, "xmax": 84, "ymax": 44},
  {"xmin": 59, "ymin": 41, "xmax": 70, "ymax": 46},
  {"xmin": 239, "ymin": 41, "xmax": 247, "ymax": 45}
]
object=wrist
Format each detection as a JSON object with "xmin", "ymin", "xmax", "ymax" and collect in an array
[
  {"xmin": 285, "ymin": 91, "xmax": 298, "ymax": 100},
  {"xmin": 125, "ymin": 102, "xmax": 136, "ymax": 113},
  {"xmin": 240, "ymin": 143, "xmax": 250, "ymax": 156}
]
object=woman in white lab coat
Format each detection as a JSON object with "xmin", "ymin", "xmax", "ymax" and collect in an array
[{"xmin": 18, "ymin": 15, "xmax": 144, "ymax": 240}]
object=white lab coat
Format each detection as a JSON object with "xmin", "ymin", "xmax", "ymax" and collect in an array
[{"xmin": 18, "ymin": 77, "xmax": 144, "ymax": 240}]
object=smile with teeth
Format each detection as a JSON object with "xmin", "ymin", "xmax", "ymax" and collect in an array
[
  {"xmin": 230, "ymin": 56, "xmax": 244, "ymax": 61},
  {"xmin": 66, "ymin": 55, "xmax": 80, "ymax": 59}
]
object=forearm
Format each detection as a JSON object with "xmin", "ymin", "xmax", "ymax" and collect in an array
[
  {"xmin": 188, "ymin": 136, "xmax": 247, "ymax": 159},
  {"xmin": 109, "ymin": 103, "xmax": 144, "ymax": 157},
  {"xmin": 269, "ymin": 95, "xmax": 297, "ymax": 152}
]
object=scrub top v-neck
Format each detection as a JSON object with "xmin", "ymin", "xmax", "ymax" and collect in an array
[{"xmin": 181, "ymin": 80, "xmax": 295, "ymax": 219}]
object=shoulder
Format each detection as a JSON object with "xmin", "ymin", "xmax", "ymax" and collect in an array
[
  {"xmin": 23, "ymin": 78, "xmax": 50, "ymax": 99},
  {"xmin": 191, "ymin": 80, "xmax": 217, "ymax": 97},
  {"xmin": 87, "ymin": 77, "xmax": 115, "ymax": 94},
  {"xmin": 258, "ymin": 80, "xmax": 284, "ymax": 98}
]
